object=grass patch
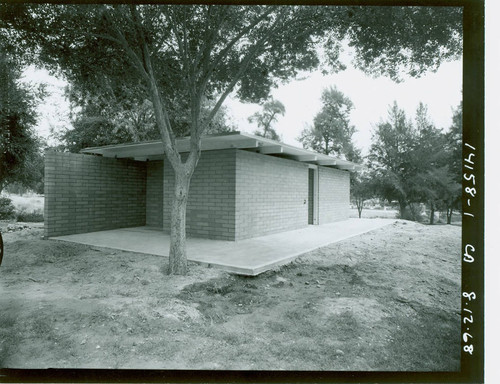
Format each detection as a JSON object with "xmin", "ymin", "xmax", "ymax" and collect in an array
[{"xmin": 381, "ymin": 303, "xmax": 461, "ymax": 371}]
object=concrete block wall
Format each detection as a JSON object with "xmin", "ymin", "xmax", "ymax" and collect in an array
[
  {"xmin": 235, "ymin": 150, "xmax": 309, "ymax": 240},
  {"xmin": 146, "ymin": 160, "xmax": 164, "ymax": 228},
  {"xmin": 44, "ymin": 151, "xmax": 147, "ymax": 237},
  {"xmin": 163, "ymin": 150, "xmax": 236, "ymax": 240},
  {"xmin": 318, "ymin": 166, "xmax": 350, "ymax": 223}
]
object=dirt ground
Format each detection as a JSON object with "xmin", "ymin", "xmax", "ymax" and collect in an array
[{"xmin": 0, "ymin": 220, "xmax": 461, "ymax": 371}]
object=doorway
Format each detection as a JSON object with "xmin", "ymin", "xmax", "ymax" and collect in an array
[{"xmin": 308, "ymin": 167, "xmax": 318, "ymax": 225}]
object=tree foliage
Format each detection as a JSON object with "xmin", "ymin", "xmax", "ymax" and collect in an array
[
  {"xmin": 350, "ymin": 170, "xmax": 375, "ymax": 218},
  {"xmin": 368, "ymin": 102, "xmax": 414, "ymax": 217},
  {"xmin": 0, "ymin": 196, "xmax": 15, "ymax": 219},
  {"xmin": 298, "ymin": 86, "xmax": 360, "ymax": 161},
  {"xmin": 441, "ymin": 101, "xmax": 462, "ymax": 223},
  {"xmin": 56, "ymin": 89, "xmax": 235, "ymax": 153},
  {"xmin": 339, "ymin": 6, "xmax": 463, "ymax": 81},
  {"xmin": 0, "ymin": 51, "xmax": 42, "ymax": 194},
  {"xmin": 298, "ymin": 86, "xmax": 367, "ymax": 213},
  {"xmin": 368, "ymin": 102, "xmax": 461, "ymax": 223},
  {"xmin": 248, "ymin": 98, "xmax": 285, "ymax": 141},
  {"xmin": 58, "ymin": 83, "xmax": 159, "ymax": 151}
]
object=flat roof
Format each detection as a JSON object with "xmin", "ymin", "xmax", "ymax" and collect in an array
[{"xmin": 81, "ymin": 131, "xmax": 363, "ymax": 171}]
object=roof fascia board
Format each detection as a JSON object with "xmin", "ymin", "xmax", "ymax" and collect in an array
[
  {"xmin": 337, "ymin": 164, "xmax": 356, "ymax": 170},
  {"xmin": 198, "ymin": 138, "xmax": 259, "ymax": 151},
  {"xmin": 288, "ymin": 154, "xmax": 318, "ymax": 162},
  {"xmin": 257, "ymin": 145, "xmax": 284, "ymax": 154},
  {"xmin": 133, "ymin": 155, "xmax": 165, "ymax": 162},
  {"xmin": 317, "ymin": 159, "xmax": 337, "ymax": 166}
]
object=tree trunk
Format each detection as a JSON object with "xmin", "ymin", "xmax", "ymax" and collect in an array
[
  {"xmin": 447, "ymin": 208, "xmax": 453, "ymax": 224},
  {"xmin": 356, "ymin": 198, "xmax": 363, "ymax": 218},
  {"xmin": 429, "ymin": 201, "xmax": 435, "ymax": 225},
  {"xmin": 399, "ymin": 200, "xmax": 407, "ymax": 219},
  {"xmin": 167, "ymin": 171, "xmax": 191, "ymax": 275}
]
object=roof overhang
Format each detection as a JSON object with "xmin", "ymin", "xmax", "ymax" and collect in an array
[{"xmin": 80, "ymin": 132, "xmax": 363, "ymax": 172}]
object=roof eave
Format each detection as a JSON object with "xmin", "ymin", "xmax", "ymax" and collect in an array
[{"xmin": 80, "ymin": 132, "xmax": 363, "ymax": 172}]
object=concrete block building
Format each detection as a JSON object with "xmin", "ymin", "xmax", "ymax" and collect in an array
[{"xmin": 44, "ymin": 132, "xmax": 361, "ymax": 240}]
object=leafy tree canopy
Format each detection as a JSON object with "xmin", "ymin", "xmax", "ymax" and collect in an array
[
  {"xmin": 338, "ymin": 6, "xmax": 462, "ymax": 81},
  {"xmin": 368, "ymin": 101, "xmax": 461, "ymax": 222},
  {"xmin": 248, "ymin": 98, "xmax": 285, "ymax": 141},
  {"xmin": 351, "ymin": 170, "xmax": 375, "ymax": 218},
  {"xmin": 56, "ymin": 88, "xmax": 235, "ymax": 153},
  {"xmin": 0, "ymin": 51, "xmax": 43, "ymax": 193},
  {"xmin": 445, "ymin": 101, "xmax": 462, "ymax": 180},
  {"xmin": 298, "ymin": 86, "xmax": 360, "ymax": 161},
  {"xmin": 369, "ymin": 102, "xmax": 418, "ymax": 213}
]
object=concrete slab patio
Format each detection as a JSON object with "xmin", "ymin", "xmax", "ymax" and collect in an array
[{"xmin": 51, "ymin": 218, "xmax": 396, "ymax": 275}]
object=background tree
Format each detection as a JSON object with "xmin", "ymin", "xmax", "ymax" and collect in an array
[
  {"xmin": 55, "ymin": 88, "xmax": 235, "ymax": 153},
  {"xmin": 369, "ymin": 102, "xmax": 461, "ymax": 223},
  {"xmin": 442, "ymin": 101, "xmax": 462, "ymax": 224},
  {"xmin": 248, "ymin": 98, "xmax": 285, "ymax": 141},
  {"xmin": 203, "ymin": 104, "xmax": 236, "ymax": 135},
  {"xmin": 298, "ymin": 85, "xmax": 366, "ymax": 212},
  {"xmin": 350, "ymin": 170, "xmax": 374, "ymax": 218},
  {"xmin": 298, "ymin": 86, "xmax": 359, "ymax": 160},
  {"xmin": 0, "ymin": 51, "xmax": 42, "ymax": 194},
  {"xmin": 423, "ymin": 166, "xmax": 461, "ymax": 224},
  {"xmin": 2, "ymin": 4, "xmax": 463, "ymax": 274},
  {"xmin": 405, "ymin": 103, "xmax": 448, "ymax": 223},
  {"xmin": 368, "ymin": 102, "xmax": 415, "ymax": 219},
  {"xmin": 7, "ymin": 143, "xmax": 45, "ymax": 195},
  {"xmin": 298, "ymin": 87, "xmax": 366, "ymax": 213},
  {"xmin": 394, "ymin": 102, "xmax": 461, "ymax": 224},
  {"xmin": 55, "ymin": 83, "xmax": 159, "ymax": 152}
]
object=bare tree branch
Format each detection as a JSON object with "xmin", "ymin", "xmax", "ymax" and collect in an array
[
  {"xmin": 166, "ymin": 9, "xmax": 189, "ymax": 81},
  {"xmin": 204, "ymin": 12, "xmax": 284, "ymax": 126},
  {"xmin": 98, "ymin": 11, "xmax": 150, "ymax": 82},
  {"xmin": 192, "ymin": 5, "xmax": 226, "ymax": 73}
]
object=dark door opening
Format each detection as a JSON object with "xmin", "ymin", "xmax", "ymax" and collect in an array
[{"xmin": 308, "ymin": 168, "xmax": 315, "ymax": 224}]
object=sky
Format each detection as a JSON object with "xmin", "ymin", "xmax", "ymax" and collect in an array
[{"xmin": 21, "ymin": 50, "xmax": 462, "ymax": 155}]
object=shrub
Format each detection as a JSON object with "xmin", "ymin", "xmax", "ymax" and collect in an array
[
  {"xmin": 0, "ymin": 197, "xmax": 16, "ymax": 219},
  {"xmin": 396, "ymin": 203, "xmax": 424, "ymax": 222},
  {"xmin": 16, "ymin": 208, "xmax": 44, "ymax": 222}
]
